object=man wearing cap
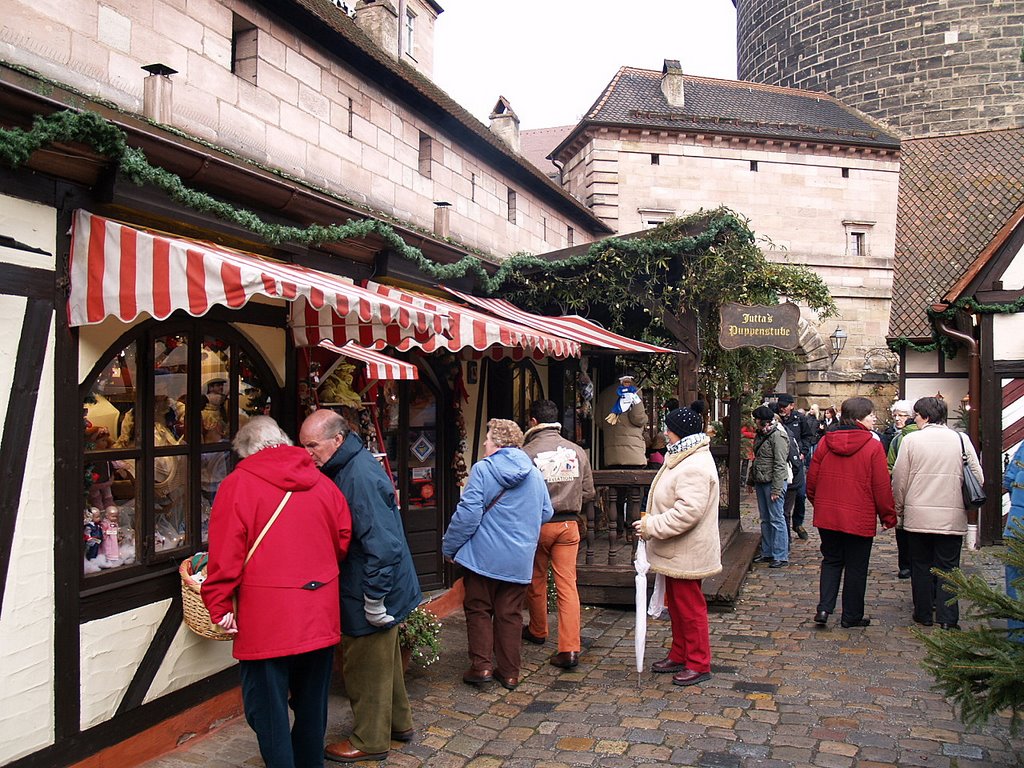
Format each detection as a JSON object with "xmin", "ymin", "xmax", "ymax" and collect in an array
[
  {"xmin": 776, "ymin": 394, "xmax": 813, "ymax": 540},
  {"xmin": 748, "ymin": 405, "xmax": 791, "ymax": 567},
  {"xmin": 521, "ymin": 399, "xmax": 595, "ymax": 670}
]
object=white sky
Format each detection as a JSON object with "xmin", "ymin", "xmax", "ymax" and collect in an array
[{"xmin": 432, "ymin": 1, "xmax": 738, "ymax": 130}]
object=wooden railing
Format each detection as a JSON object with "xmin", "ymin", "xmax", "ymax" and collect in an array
[{"xmin": 583, "ymin": 445, "xmax": 735, "ymax": 565}]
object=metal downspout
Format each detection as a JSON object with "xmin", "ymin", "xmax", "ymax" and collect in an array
[{"xmin": 935, "ymin": 318, "xmax": 980, "ymax": 450}]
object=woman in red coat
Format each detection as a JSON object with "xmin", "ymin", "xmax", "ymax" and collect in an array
[
  {"xmin": 203, "ymin": 416, "xmax": 352, "ymax": 768},
  {"xmin": 806, "ymin": 397, "xmax": 896, "ymax": 629}
]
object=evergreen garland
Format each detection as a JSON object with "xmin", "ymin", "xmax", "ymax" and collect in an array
[
  {"xmin": 918, "ymin": 526, "xmax": 1024, "ymax": 733},
  {"xmin": 491, "ymin": 209, "xmax": 836, "ymax": 400}
]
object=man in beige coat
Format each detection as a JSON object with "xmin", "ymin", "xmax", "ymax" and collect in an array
[
  {"xmin": 891, "ymin": 396, "xmax": 983, "ymax": 630},
  {"xmin": 633, "ymin": 403, "xmax": 721, "ymax": 687},
  {"xmin": 597, "ymin": 373, "xmax": 649, "ymax": 540}
]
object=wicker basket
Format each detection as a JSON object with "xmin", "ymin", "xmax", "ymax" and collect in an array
[{"xmin": 180, "ymin": 557, "xmax": 233, "ymax": 641}]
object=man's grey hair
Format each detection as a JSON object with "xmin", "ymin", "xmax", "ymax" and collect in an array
[{"xmin": 233, "ymin": 416, "xmax": 292, "ymax": 458}]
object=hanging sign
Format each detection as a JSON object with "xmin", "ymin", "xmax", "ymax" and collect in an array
[{"xmin": 718, "ymin": 302, "xmax": 800, "ymax": 351}]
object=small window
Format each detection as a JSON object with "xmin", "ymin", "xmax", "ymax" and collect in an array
[
  {"xmin": 842, "ymin": 167, "xmax": 850, "ymax": 178},
  {"xmin": 507, "ymin": 189, "xmax": 517, "ymax": 224},
  {"xmin": 850, "ymin": 231, "xmax": 866, "ymax": 257},
  {"xmin": 418, "ymin": 132, "xmax": 432, "ymax": 178},
  {"xmin": 404, "ymin": 9, "xmax": 416, "ymax": 56},
  {"xmin": 843, "ymin": 219, "xmax": 874, "ymax": 258},
  {"xmin": 347, "ymin": 96, "xmax": 354, "ymax": 137},
  {"xmin": 651, "ymin": 154, "xmax": 660, "ymax": 165},
  {"xmin": 471, "ymin": 173, "xmax": 476, "ymax": 202},
  {"xmin": 542, "ymin": 216, "xmax": 548, "ymax": 242},
  {"xmin": 750, "ymin": 160, "xmax": 759, "ymax": 172},
  {"xmin": 231, "ymin": 14, "xmax": 258, "ymax": 84},
  {"xmin": 567, "ymin": 226, "xmax": 574, "ymax": 247},
  {"xmin": 638, "ymin": 208, "xmax": 675, "ymax": 230}
]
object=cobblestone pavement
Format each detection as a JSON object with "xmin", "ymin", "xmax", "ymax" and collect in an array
[{"xmin": 140, "ymin": 512, "xmax": 1024, "ymax": 767}]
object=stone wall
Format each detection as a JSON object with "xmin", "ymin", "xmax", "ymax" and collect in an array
[
  {"xmin": 1, "ymin": 0, "xmax": 589, "ymax": 259},
  {"xmin": 736, "ymin": 0, "xmax": 1024, "ymax": 138},
  {"xmin": 559, "ymin": 128, "xmax": 899, "ymax": 400}
]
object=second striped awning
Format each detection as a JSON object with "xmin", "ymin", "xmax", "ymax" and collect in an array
[{"xmin": 317, "ymin": 339, "xmax": 419, "ymax": 381}]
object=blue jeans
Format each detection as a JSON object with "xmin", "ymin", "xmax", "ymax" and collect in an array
[
  {"xmin": 239, "ymin": 646, "xmax": 334, "ymax": 768},
  {"xmin": 756, "ymin": 482, "xmax": 789, "ymax": 562}
]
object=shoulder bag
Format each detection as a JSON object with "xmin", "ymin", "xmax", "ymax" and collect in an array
[{"xmin": 957, "ymin": 433, "xmax": 986, "ymax": 509}]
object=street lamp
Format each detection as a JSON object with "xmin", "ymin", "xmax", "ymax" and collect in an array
[{"xmin": 829, "ymin": 327, "xmax": 848, "ymax": 364}]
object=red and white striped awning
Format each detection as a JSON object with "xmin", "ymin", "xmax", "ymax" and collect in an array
[
  {"xmin": 318, "ymin": 339, "xmax": 419, "ymax": 380},
  {"xmin": 294, "ymin": 280, "xmax": 581, "ymax": 360},
  {"xmin": 442, "ymin": 286, "xmax": 677, "ymax": 354},
  {"xmin": 67, "ymin": 211, "xmax": 447, "ymax": 346}
]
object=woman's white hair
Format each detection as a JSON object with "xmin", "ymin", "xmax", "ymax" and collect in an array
[{"xmin": 232, "ymin": 416, "xmax": 292, "ymax": 458}]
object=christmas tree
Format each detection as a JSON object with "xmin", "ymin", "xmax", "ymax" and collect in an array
[{"xmin": 919, "ymin": 524, "xmax": 1024, "ymax": 733}]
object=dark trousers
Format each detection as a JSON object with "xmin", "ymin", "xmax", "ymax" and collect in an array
[
  {"xmin": 463, "ymin": 570, "xmax": 527, "ymax": 679},
  {"xmin": 786, "ymin": 473, "xmax": 807, "ymax": 529},
  {"xmin": 341, "ymin": 625, "xmax": 412, "ymax": 754},
  {"xmin": 895, "ymin": 526, "xmax": 911, "ymax": 572},
  {"xmin": 239, "ymin": 645, "xmax": 334, "ymax": 768},
  {"xmin": 816, "ymin": 528, "xmax": 874, "ymax": 623},
  {"xmin": 908, "ymin": 531, "xmax": 962, "ymax": 625}
]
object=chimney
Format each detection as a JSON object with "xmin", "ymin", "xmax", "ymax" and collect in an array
[
  {"xmin": 488, "ymin": 96, "xmax": 520, "ymax": 154},
  {"xmin": 433, "ymin": 201, "xmax": 451, "ymax": 238},
  {"xmin": 661, "ymin": 59, "xmax": 684, "ymax": 108},
  {"xmin": 141, "ymin": 63, "xmax": 177, "ymax": 123},
  {"xmin": 354, "ymin": 0, "xmax": 399, "ymax": 58}
]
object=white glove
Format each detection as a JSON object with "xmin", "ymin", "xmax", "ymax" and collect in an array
[
  {"xmin": 363, "ymin": 596, "xmax": 396, "ymax": 627},
  {"xmin": 965, "ymin": 524, "xmax": 978, "ymax": 551}
]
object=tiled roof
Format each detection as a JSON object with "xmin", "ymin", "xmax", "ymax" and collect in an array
[
  {"xmin": 520, "ymin": 126, "xmax": 573, "ymax": 176},
  {"xmin": 556, "ymin": 66, "xmax": 900, "ymax": 153},
  {"xmin": 263, "ymin": 1, "xmax": 613, "ymax": 233},
  {"xmin": 889, "ymin": 128, "xmax": 1024, "ymax": 339}
]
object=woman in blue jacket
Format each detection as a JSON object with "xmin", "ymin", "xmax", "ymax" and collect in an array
[
  {"xmin": 443, "ymin": 418, "xmax": 553, "ymax": 690},
  {"xmin": 1001, "ymin": 442, "xmax": 1024, "ymax": 638}
]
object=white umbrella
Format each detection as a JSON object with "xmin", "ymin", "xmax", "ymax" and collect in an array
[{"xmin": 633, "ymin": 538, "xmax": 650, "ymax": 688}]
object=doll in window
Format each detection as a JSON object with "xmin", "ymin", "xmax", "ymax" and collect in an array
[
  {"xmin": 84, "ymin": 507, "xmax": 102, "ymax": 560},
  {"xmin": 101, "ymin": 506, "xmax": 122, "ymax": 565}
]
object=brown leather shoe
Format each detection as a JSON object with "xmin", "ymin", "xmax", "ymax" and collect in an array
[
  {"xmin": 391, "ymin": 728, "xmax": 415, "ymax": 742},
  {"xmin": 549, "ymin": 651, "xmax": 579, "ymax": 669},
  {"xmin": 671, "ymin": 668, "xmax": 712, "ymax": 687},
  {"xmin": 462, "ymin": 667, "xmax": 494, "ymax": 685},
  {"xmin": 650, "ymin": 657, "xmax": 685, "ymax": 673},
  {"xmin": 495, "ymin": 672, "xmax": 518, "ymax": 690},
  {"xmin": 324, "ymin": 739, "xmax": 388, "ymax": 763},
  {"xmin": 521, "ymin": 626, "xmax": 546, "ymax": 645}
]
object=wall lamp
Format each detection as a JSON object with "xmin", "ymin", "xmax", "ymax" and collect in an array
[{"xmin": 829, "ymin": 327, "xmax": 848, "ymax": 364}]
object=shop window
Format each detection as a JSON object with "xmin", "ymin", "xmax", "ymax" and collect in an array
[{"xmin": 82, "ymin": 320, "xmax": 277, "ymax": 584}]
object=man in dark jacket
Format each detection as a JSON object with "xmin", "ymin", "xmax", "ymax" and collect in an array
[
  {"xmin": 300, "ymin": 409, "xmax": 421, "ymax": 763},
  {"xmin": 777, "ymin": 394, "xmax": 813, "ymax": 539},
  {"xmin": 521, "ymin": 400, "xmax": 596, "ymax": 670}
]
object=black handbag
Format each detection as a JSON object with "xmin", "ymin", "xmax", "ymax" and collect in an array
[{"xmin": 957, "ymin": 433, "xmax": 986, "ymax": 508}]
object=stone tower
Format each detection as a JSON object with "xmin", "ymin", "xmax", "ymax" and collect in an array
[{"xmin": 735, "ymin": 0, "xmax": 1024, "ymax": 138}]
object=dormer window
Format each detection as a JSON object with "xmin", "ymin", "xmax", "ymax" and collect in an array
[{"xmin": 404, "ymin": 8, "xmax": 416, "ymax": 56}]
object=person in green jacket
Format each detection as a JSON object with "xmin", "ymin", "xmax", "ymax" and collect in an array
[{"xmin": 748, "ymin": 405, "xmax": 792, "ymax": 567}]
